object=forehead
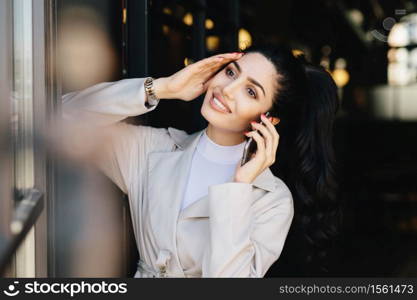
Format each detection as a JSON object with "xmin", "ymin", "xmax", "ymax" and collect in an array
[{"xmin": 233, "ymin": 52, "xmax": 277, "ymax": 101}]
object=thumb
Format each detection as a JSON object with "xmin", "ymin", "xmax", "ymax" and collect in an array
[{"xmin": 202, "ymin": 76, "xmax": 214, "ymax": 93}]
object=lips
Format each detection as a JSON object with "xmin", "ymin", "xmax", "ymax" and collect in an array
[{"xmin": 212, "ymin": 91, "xmax": 231, "ymax": 113}]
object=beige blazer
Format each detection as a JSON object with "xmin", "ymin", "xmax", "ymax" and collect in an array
[{"xmin": 62, "ymin": 78, "xmax": 294, "ymax": 278}]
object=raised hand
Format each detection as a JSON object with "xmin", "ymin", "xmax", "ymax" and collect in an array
[
  {"xmin": 233, "ymin": 114, "xmax": 280, "ymax": 184},
  {"xmin": 154, "ymin": 52, "xmax": 243, "ymax": 101}
]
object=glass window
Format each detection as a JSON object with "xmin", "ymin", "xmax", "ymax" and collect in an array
[
  {"xmin": 11, "ymin": 0, "xmax": 35, "ymax": 203},
  {"xmin": 0, "ymin": 0, "xmax": 44, "ymax": 278}
]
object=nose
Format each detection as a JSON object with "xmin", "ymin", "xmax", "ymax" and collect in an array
[{"xmin": 222, "ymin": 77, "xmax": 243, "ymax": 100}]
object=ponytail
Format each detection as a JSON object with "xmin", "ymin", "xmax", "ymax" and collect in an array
[
  {"xmin": 290, "ymin": 60, "xmax": 341, "ymax": 274},
  {"xmin": 245, "ymin": 44, "xmax": 341, "ymax": 275}
]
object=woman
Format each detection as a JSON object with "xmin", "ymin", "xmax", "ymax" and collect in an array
[{"xmin": 62, "ymin": 43, "xmax": 339, "ymax": 277}]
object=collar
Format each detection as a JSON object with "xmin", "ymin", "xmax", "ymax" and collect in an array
[
  {"xmin": 197, "ymin": 129, "xmax": 246, "ymax": 164},
  {"xmin": 167, "ymin": 127, "xmax": 278, "ymax": 192}
]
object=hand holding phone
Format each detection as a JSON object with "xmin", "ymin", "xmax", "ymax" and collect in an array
[{"xmin": 240, "ymin": 112, "xmax": 271, "ymax": 166}]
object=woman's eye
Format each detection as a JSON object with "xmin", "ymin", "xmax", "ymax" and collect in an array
[
  {"xmin": 247, "ymin": 87, "xmax": 257, "ymax": 98},
  {"xmin": 225, "ymin": 68, "xmax": 235, "ymax": 77}
]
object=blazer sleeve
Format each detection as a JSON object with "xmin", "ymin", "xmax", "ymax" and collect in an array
[
  {"xmin": 62, "ymin": 78, "xmax": 157, "ymax": 127},
  {"xmin": 201, "ymin": 181, "xmax": 294, "ymax": 278},
  {"xmin": 61, "ymin": 78, "xmax": 173, "ymax": 194}
]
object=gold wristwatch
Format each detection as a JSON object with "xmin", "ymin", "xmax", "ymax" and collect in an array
[{"xmin": 144, "ymin": 77, "xmax": 160, "ymax": 108}]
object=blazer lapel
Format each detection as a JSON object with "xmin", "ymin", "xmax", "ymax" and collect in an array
[
  {"xmin": 146, "ymin": 128, "xmax": 205, "ymax": 251},
  {"xmin": 251, "ymin": 167, "xmax": 278, "ymax": 192},
  {"xmin": 179, "ymin": 167, "xmax": 278, "ymax": 220},
  {"xmin": 179, "ymin": 194, "xmax": 210, "ymax": 219}
]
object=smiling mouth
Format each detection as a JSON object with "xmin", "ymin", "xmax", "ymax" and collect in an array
[{"xmin": 209, "ymin": 92, "xmax": 231, "ymax": 113}]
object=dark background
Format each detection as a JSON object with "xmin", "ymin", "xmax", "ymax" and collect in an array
[{"xmin": 56, "ymin": 0, "xmax": 417, "ymax": 277}]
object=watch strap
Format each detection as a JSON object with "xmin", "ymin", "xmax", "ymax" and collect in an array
[{"xmin": 144, "ymin": 77, "xmax": 160, "ymax": 108}]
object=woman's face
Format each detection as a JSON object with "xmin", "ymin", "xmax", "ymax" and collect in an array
[{"xmin": 201, "ymin": 52, "xmax": 278, "ymax": 133}]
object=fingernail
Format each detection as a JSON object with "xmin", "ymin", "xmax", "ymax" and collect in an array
[
  {"xmin": 261, "ymin": 113, "xmax": 266, "ymax": 118},
  {"xmin": 250, "ymin": 121, "xmax": 257, "ymax": 124},
  {"xmin": 268, "ymin": 117, "xmax": 273, "ymax": 121},
  {"xmin": 243, "ymin": 131, "xmax": 249, "ymax": 135}
]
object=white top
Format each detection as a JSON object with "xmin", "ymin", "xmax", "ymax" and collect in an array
[{"xmin": 180, "ymin": 129, "xmax": 246, "ymax": 211}]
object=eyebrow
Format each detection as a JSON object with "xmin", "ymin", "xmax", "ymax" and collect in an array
[{"xmin": 231, "ymin": 61, "xmax": 266, "ymax": 97}]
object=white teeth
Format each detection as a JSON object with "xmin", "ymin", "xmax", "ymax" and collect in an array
[{"xmin": 213, "ymin": 97, "xmax": 228, "ymax": 112}]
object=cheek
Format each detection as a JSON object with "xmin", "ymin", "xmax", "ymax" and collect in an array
[{"xmin": 233, "ymin": 99, "xmax": 263, "ymax": 123}]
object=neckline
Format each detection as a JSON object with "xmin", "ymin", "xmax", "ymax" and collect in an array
[{"xmin": 195, "ymin": 129, "xmax": 246, "ymax": 164}]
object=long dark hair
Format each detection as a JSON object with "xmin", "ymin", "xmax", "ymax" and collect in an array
[{"xmin": 244, "ymin": 44, "xmax": 341, "ymax": 275}]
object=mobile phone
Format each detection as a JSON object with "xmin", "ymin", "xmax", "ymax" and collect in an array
[{"xmin": 240, "ymin": 112, "xmax": 271, "ymax": 166}]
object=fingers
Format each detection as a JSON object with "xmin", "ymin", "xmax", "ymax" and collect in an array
[
  {"xmin": 248, "ymin": 116, "xmax": 279, "ymax": 165},
  {"xmin": 202, "ymin": 76, "xmax": 214, "ymax": 92},
  {"xmin": 212, "ymin": 52, "xmax": 244, "ymax": 61},
  {"xmin": 250, "ymin": 121, "xmax": 272, "ymax": 155},
  {"xmin": 197, "ymin": 52, "xmax": 243, "ymax": 72},
  {"xmin": 181, "ymin": 52, "xmax": 243, "ymax": 85},
  {"xmin": 260, "ymin": 114, "xmax": 280, "ymax": 152},
  {"xmin": 197, "ymin": 53, "xmax": 244, "ymax": 89},
  {"xmin": 244, "ymin": 130, "xmax": 266, "ymax": 163}
]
